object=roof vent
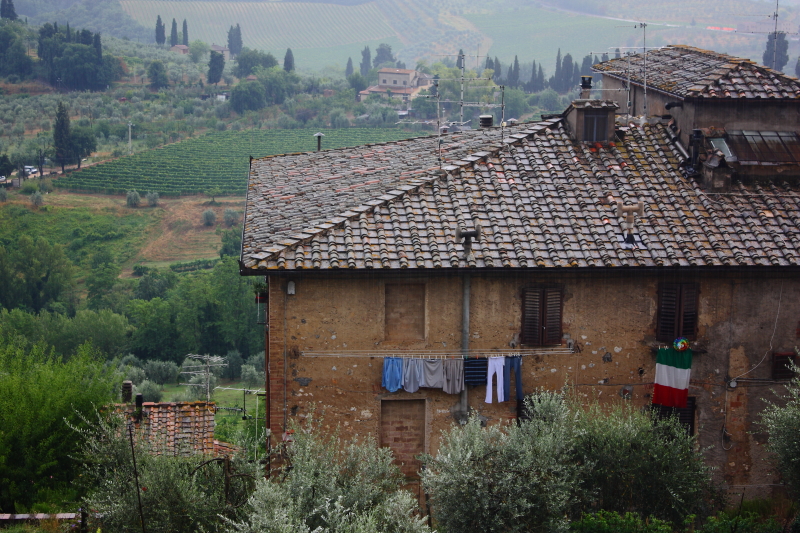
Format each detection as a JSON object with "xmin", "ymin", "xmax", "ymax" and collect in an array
[
  {"xmin": 314, "ymin": 132, "xmax": 325, "ymax": 152},
  {"xmin": 455, "ymin": 224, "xmax": 481, "ymax": 255},
  {"xmin": 479, "ymin": 115, "xmax": 494, "ymax": 128}
]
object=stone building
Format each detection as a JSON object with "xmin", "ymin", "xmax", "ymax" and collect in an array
[
  {"xmin": 240, "ymin": 109, "xmax": 800, "ymax": 496},
  {"xmin": 593, "ymin": 45, "xmax": 800, "ymax": 145}
]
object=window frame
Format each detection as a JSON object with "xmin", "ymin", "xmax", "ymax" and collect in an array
[
  {"xmin": 583, "ymin": 109, "xmax": 608, "ymax": 142},
  {"xmin": 656, "ymin": 282, "xmax": 699, "ymax": 342},
  {"xmin": 520, "ymin": 285, "xmax": 564, "ymax": 346}
]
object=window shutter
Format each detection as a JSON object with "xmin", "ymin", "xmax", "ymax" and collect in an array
[
  {"xmin": 521, "ymin": 288, "xmax": 542, "ymax": 345},
  {"xmin": 679, "ymin": 284, "xmax": 698, "ymax": 339},
  {"xmin": 657, "ymin": 284, "xmax": 679, "ymax": 341},
  {"xmin": 543, "ymin": 288, "xmax": 563, "ymax": 345}
]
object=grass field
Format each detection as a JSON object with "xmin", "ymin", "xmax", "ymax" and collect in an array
[{"xmin": 54, "ymin": 128, "xmax": 425, "ymax": 196}]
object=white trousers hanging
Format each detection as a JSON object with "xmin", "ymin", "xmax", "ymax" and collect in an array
[{"xmin": 485, "ymin": 357, "xmax": 505, "ymax": 403}]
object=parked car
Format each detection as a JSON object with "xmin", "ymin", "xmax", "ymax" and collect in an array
[{"xmin": 24, "ymin": 166, "xmax": 38, "ymax": 175}]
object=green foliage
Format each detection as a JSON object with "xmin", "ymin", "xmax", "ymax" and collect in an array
[
  {"xmin": 0, "ymin": 188, "xmax": 6, "ymax": 202},
  {"xmin": 570, "ymin": 511, "xmax": 672, "ymax": 533},
  {"xmin": 53, "ymin": 101, "xmax": 70, "ymax": 171},
  {"xmin": 283, "ymin": 48, "xmax": 295, "ymax": 72},
  {"xmin": 423, "ymin": 391, "xmax": 717, "ymax": 532},
  {"xmin": 146, "ymin": 191, "xmax": 159, "ymax": 206},
  {"xmin": 223, "ymin": 208, "xmax": 239, "ymax": 227},
  {"xmin": 138, "ymin": 379, "xmax": 162, "ymax": 401},
  {"xmin": 208, "ymin": 50, "xmax": 225, "ymax": 85},
  {"xmin": 37, "ymin": 24, "xmax": 117, "ymax": 91},
  {"xmin": 0, "ymin": 338, "xmax": 119, "ymax": 512},
  {"xmin": 231, "ymin": 81, "xmax": 266, "ymax": 114},
  {"xmin": 697, "ymin": 512, "xmax": 782, "ymax": 533},
  {"xmin": 760, "ymin": 367, "xmax": 800, "ymax": 501},
  {"xmin": 233, "ymin": 48, "xmax": 277, "ymax": 79},
  {"xmin": 219, "ymin": 228, "xmax": 242, "ymax": 258},
  {"xmin": 423, "ymin": 391, "xmax": 581, "ymax": 533},
  {"xmin": 148, "ymin": 60, "xmax": 169, "ymax": 89},
  {"xmin": 227, "ymin": 23, "xmax": 242, "ymax": 57},
  {"xmin": 203, "ymin": 209, "xmax": 217, "ymax": 226},
  {"xmin": 0, "ymin": 235, "xmax": 75, "ymax": 314},
  {"xmin": 189, "ymin": 39, "xmax": 209, "ymax": 63},
  {"xmin": 145, "ymin": 359, "xmax": 179, "ymax": 384},
  {"xmin": 126, "ymin": 189, "xmax": 141, "ymax": 207},
  {"xmin": 170, "ymin": 18, "xmax": 178, "ymax": 47},
  {"xmin": 763, "ymin": 32, "xmax": 789, "ymax": 72},
  {"xmin": 155, "ymin": 15, "xmax": 165, "ymax": 46},
  {"xmin": 55, "ymin": 128, "xmax": 420, "ymax": 195},
  {"xmin": 78, "ymin": 412, "xmax": 257, "ymax": 533},
  {"xmin": 240, "ymin": 364, "xmax": 263, "ymax": 389},
  {"xmin": 222, "ymin": 349, "xmax": 243, "ymax": 380},
  {"xmin": 227, "ymin": 411, "xmax": 429, "ymax": 533}
]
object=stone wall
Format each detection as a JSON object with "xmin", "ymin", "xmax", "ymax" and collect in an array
[{"xmin": 263, "ymin": 270, "xmax": 800, "ymax": 496}]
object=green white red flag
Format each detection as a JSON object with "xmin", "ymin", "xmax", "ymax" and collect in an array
[{"xmin": 653, "ymin": 347, "xmax": 692, "ymax": 408}]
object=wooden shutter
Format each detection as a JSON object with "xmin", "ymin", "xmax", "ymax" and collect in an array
[
  {"xmin": 679, "ymin": 283, "xmax": 698, "ymax": 339},
  {"xmin": 657, "ymin": 284, "xmax": 679, "ymax": 342},
  {"xmin": 542, "ymin": 288, "xmax": 563, "ymax": 345},
  {"xmin": 652, "ymin": 397, "xmax": 696, "ymax": 436},
  {"xmin": 521, "ymin": 288, "xmax": 542, "ymax": 345},
  {"xmin": 773, "ymin": 353, "xmax": 797, "ymax": 380}
]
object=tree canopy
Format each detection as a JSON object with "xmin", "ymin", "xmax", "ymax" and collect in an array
[
  {"xmin": 283, "ymin": 47, "xmax": 294, "ymax": 72},
  {"xmin": 207, "ymin": 50, "xmax": 224, "ymax": 85},
  {"xmin": 763, "ymin": 32, "xmax": 789, "ymax": 72},
  {"xmin": 233, "ymin": 47, "xmax": 277, "ymax": 78}
]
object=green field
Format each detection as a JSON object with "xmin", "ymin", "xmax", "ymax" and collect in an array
[
  {"xmin": 120, "ymin": 0, "xmax": 402, "ymax": 70},
  {"xmin": 54, "ymin": 128, "xmax": 425, "ymax": 196}
]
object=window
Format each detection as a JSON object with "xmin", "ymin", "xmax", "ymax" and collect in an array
[
  {"xmin": 393, "ymin": 79, "xmax": 397, "ymax": 85},
  {"xmin": 657, "ymin": 283, "xmax": 698, "ymax": 342},
  {"xmin": 403, "ymin": 80, "xmax": 407, "ymax": 85},
  {"xmin": 382, "ymin": 79, "xmax": 387, "ymax": 84},
  {"xmin": 772, "ymin": 352, "xmax": 798, "ymax": 380},
  {"xmin": 652, "ymin": 397, "xmax": 696, "ymax": 435},
  {"xmin": 584, "ymin": 109, "xmax": 608, "ymax": 142},
  {"xmin": 385, "ymin": 284, "xmax": 425, "ymax": 340},
  {"xmin": 521, "ymin": 286, "xmax": 563, "ymax": 345}
]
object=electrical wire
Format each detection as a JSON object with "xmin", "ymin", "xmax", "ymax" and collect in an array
[{"xmin": 730, "ymin": 280, "xmax": 784, "ymax": 383}]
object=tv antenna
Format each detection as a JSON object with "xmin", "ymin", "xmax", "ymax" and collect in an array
[{"xmin": 181, "ymin": 354, "xmax": 228, "ymax": 402}]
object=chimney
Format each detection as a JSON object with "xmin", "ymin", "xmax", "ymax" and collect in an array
[
  {"xmin": 122, "ymin": 380, "xmax": 133, "ymax": 403},
  {"xmin": 479, "ymin": 114, "xmax": 493, "ymax": 128},
  {"xmin": 690, "ymin": 129, "xmax": 703, "ymax": 169},
  {"xmin": 313, "ymin": 132, "xmax": 325, "ymax": 152},
  {"xmin": 580, "ymin": 76, "xmax": 593, "ymax": 99}
]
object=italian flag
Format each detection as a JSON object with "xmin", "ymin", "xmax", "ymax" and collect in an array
[{"xmin": 653, "ymin": 347, "xmax": 692, "ymax": 408}]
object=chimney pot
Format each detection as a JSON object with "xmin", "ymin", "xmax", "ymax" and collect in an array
[{"xmin": 122, "ymin": 381, "xmax": 133, "ymax": 403}]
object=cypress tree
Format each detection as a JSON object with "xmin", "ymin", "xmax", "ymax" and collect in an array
[
  {"xmin": 763, "ymin": 32, "xmax": 789, "ymax": 71},
  {"xmin": 93, "ymin": 33, "xmax": 102, "ymax": 62},
  {"xmin": 170, "ymin": 18, "xmax": 178, "ymax": 47},
  {"xmin": 155, "ymin": 16, "xmax": 165, "ymax": 46},
  {"xmin": 359, "ymin": 46, "xmax": 370, "ymax": 76},
  {"xmin": 528, "ymin": 60, "xmax": 537, "ymax": 91},
  {"xmin": 1, "ymin": 0, "xmax": 7, "ymax": 20},
  {"xmin": 53, "ymin": 101, "xmax": 71, "ymax": 173},
  {"xmin": 494, "ymin": 57, "xmax": 501, "ymax": 81},
  {"xmin": 345, "ymin": 57, "xmax": 353, "ymax": 77},
  {"xmin": 227, "ymin": 24, "xmax": 242, "ymax": 57},
  {"xmin": 602, "ymin": 52, "xmax": 609, "ymax": 62},
  {"xmin": 537, "ymin": 64, "xmax": 545, "ymax": 92},
  {"xmin": 208, "ymin": 50, "xmax": 224, "ymax": 85},
  {"xmin": 283, "ymin": 48, "xmax": 294, "ymax": 72},
  {"xmin": 552, "ymin": 48, "xmax": 562, "ymax": 92},
  {"xmin": 65, "ymin": 23, "xmax": 71, "ymax": 43},
  {"xmin": 485, "ymin": 56, "xmax": 493, "ymax": 72},
  {"xmin": 614, "ymin": 48, "xmax": 621, "ymax": 59},
  {"xmin": 512, "ymin": 55, "xmax": 520, "ymax": 87},
  {"xmin": 182, "ymin": 19, "xmax": 188, "ymax": 46},
  {"xmin": 2, "ymin": 0, "xmax": 17, "ymax": 20}
]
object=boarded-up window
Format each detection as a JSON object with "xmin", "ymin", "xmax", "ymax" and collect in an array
[
  {"xmin": 521, "ymin": 286, "xmax": 563, "ymax": 346},
  {"xmin": 657, "ymin": 283, "xmax": 699, "ymax": 342},
  {"xmin": 652, "ymin": 397, "xmax": 697, "ymax": 436},
  {"xmin": 385, "ymin": 284, "xmax": 425, "ymax": 340},
  {"xmin": 380, "ymin": 399, "xmax": 425, "ymax": 479},
  {"xmin": 773, "ymin": 352, "xmax": 798, "ymax": 380}
]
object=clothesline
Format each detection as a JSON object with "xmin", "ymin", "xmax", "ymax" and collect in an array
[{"xmin": 301, "ymin": 348, "xmax": 575, "ymax": 359}]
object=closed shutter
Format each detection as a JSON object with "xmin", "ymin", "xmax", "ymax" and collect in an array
[
  {"xmin": 652, "ymin": 397, "xmax": 696, "ymax": 436},
  {"xmin": 679, "ymin": 284, "xmax": 698, "ymax": 339},
  {"xmin": 543, "ymin": 288, "xmax": 563, "ymax": 345},
  {"xmin": 657, "ymin": 284, "xmax": 679, "ymax": 342},
  {"xmin": 521, "ymin": 288, "xmax": 542, "ymax": 345}
]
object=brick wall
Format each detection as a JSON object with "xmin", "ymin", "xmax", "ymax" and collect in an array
[{"xmin": 380, "ymin": 399, "xmax": 426, "ymax": 479}]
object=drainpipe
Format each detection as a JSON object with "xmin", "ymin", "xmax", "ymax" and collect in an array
[
  {"xmin": 459, "ymin": 274, "xmax": 470, "ymax": 420},
  {"xmin": 264, "ymin": 276, "xmax": 271, "ymax": 477}
]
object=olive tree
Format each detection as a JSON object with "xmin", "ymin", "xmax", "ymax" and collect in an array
[{"xmin": 761, "ymin": 364, "xmax": 800, "ymax": 501}]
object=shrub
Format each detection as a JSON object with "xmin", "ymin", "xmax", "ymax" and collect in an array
[
  {"xmin": 202, "ymin": 209, "xmax": 216, "ymax": 226},
  {"xmin": 227, "ymin": 411, "xmax": 429, "ymax": 533},
  {"xmin": 21, "ymin": 181, "xmax": 38, "ymax": 194},
  {"xmin": 240, "ymin": 364, "xmax": 264, "ymax": 389},
  {"xmin": 0, "ymin": 188, "xmax": 7, "ymax": 202},
  {"xmin": 30, "ymin": 191, "xmax": 43, "ymax": 206},
  {"xmin": 119, "ymin": 353, "xmax": 143, "ymax": 368},
  {"xmin": 697, "ymin": 512, "xmax": 782, "ymax": 533},
  {"xmin": 570, "ymin": 511, "xmax": 672, "ymax": 533},
  {"xmin": 573, "ymin": 401, "xmax": 717, "ymax": 524},
  {"xmin": 146, "ymin": 191, "xmax": 159, "ymax": 207},
  {"xmin": 125, "ymin": 365, "xmax": 146, "ymax": 385},
  {"xmin": 223, "ymin": 208, "xmax": 239, "ymax": 227},
  {"xmin": 760, "ymin": 366, "xmax": 800, "ymax": 500},
  {"xmin": 77, "ymin": 413, "xmax": 256, "ymax": 533},
  {"xmin": 137, "ymin": 379, "xmax": 162, "ymax": 402},
  {"xmin": 422, "ymin": 391, "xmax": 581, "ymax": 533},
  {"xmin": 126, "ymin": 190, "xmax": 140, "ymax": 207},
  {"xmin": 145, "ymin": 360, "xmax": 179, "ymax": 385}
]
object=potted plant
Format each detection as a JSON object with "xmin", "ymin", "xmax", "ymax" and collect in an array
[{"xmin": 253, "ymin": 280, "xmax": 268, "ymax": 303}]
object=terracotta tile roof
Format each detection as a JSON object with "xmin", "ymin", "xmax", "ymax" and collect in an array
[
  {"xmin": 241, "ymin": 119, "xmax": 800, "ymax": 271},
  {"xmin": 378, "ymin": 68, "xmax": 418, "ymax": 75},
  {"xmin": 592, "ymin": 45, "xmax": 800, "ymax": 100},
  {"xmin": 124, "ymin": 401, "xmax": 217, "ymax": 456}
]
